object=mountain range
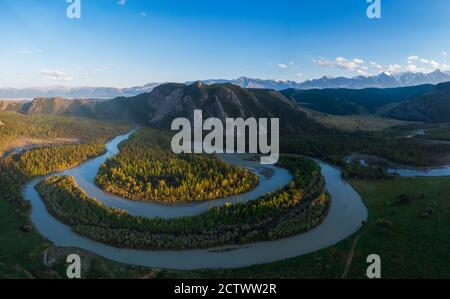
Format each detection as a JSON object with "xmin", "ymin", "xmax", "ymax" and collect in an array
[
  {"xmin": 1, "ymin": 70, "xmax": 449, "ymax": 99},
  {"xmin": 291, "ymin": 69, "xmax": 450, "ymax": 90},
  {"xmin": 0, "ymin": 83, "xmax": 161, "ymax": 99},
  {"xmin": 1, "ymin": 82, "xmax": 325, "ymax": 134},
  {"xmin": 2, "ymin": 79, "xmax": 450, "ymax": 125}
]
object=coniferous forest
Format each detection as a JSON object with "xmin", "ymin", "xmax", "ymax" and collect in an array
[
  {"xmin": 0, "ymin": 111, "xmax": 131, "ymax": 208},
  {"xmin": 281, "ymin": 131, "xmax": 450, "ymax": 167},
  {"xmin": 95, "ymin": 128, "xmax": 259, "ymax": 202}
]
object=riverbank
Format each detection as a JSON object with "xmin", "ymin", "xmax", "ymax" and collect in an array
[{"xmin": 347, "ymin": 151, "xmax": 450, "ymax": 177}]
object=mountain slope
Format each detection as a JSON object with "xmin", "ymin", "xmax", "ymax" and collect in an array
[
  {"xmin": 136, "ymin": 81, "xmax": 325, "ymax": 134},
  {"xmin": 20, "ymin": 97, "xmax": 96, "ymax": 118},
  {"xmin": 282, "ymin": 84, "xmax": 434, "ymax": 115},
  {"xmin": 0, "ymin": 100, "xmax": 25, "ymax": 112},
  {"xmin": 378, "ymin": 82, "xmax": 450, "ymax": 122}
]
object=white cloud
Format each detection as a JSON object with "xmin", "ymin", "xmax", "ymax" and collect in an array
[
  {"xmin": 405, "ymin": 55, "xmax": 443, "ymax": 71},
  {"xmin": 296, "ymin": 73, "xmax": 303, "ymax": 77},
  {"xmin": 40, "ymin": 70, "xmax": 73, "ymax": 81},
  {"xmin": 442, "ymin": 51, "xmax": 448, "ymax": 56},
  {"xmin": 387, "ymin": 64, "xmax": 402, "ymax": 73},
  {"xmin": 314, "ymin": 54, "xmax": 447, "ymax": 77},
  {"xmin": 118, "ymin": 0, "xmax": 126, "ymax": 6},
  {"xmin": 276, "ymin": 63, "xmax": 288, "ymax": 69},
  {"xmin": 314, "ymin": 56, "xmax": 368, "ymax": 74},
  {"xmin": 356, "ymin": 69, "xmax": 369, "ymax": 76},
  {"xmin": 430, "ymin": 60, "xmax": 440, "ymax": 68},
  {"xmin": 20, "ymin": 49, "xmax": 43, "ymax": 55},
  {"xmin": 407, "ymin": 64, "xmax": 419, "ymax": 72},
  {"xmin": 369, "ymin": 61, "xmax": 383, "ymax": 70},
  {"xmin": 378, "ymin": 56, "xmax": 444, "ymax": 74}
]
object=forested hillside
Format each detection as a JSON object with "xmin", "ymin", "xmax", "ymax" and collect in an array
[
  {"xmin": 379, "ymin": 82, "xmax": 450, "ymax": 122},
  {"xmin": 0, "ymin": 113, "xmax": 131, "ymax": 209},
  {"xmin": 0, "ymin": 111, "xmax": 130, "ymax": 158},
  {"xmin": 282, "ymin": 84, "xmax": 433, "ymax": 116}
]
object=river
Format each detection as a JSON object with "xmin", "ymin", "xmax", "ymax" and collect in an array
[{"xmin": 23, "ymin": 131, "xmax": 370, "ymax": 270}]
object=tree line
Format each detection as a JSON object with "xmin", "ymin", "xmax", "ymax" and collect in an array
[{"xmin": 281, "ymin": 131, "xmax": 450, "ymax": 167}]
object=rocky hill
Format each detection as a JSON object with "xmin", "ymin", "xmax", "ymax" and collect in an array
[{"xmin": 4, "ymin": 82, "xmax": 327, "ymax": 135}]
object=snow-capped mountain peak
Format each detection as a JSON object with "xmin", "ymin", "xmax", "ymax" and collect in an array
[{"xmin": 1, "ymin": 70, "xmax": 450, "ymax": 100}]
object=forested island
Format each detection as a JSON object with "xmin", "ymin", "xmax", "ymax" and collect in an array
[
  {"xmin": 36, "ymin": 156, "xmax": 330, "ymax": 250},
  {"xmin": 95, "ymin": 128, "xmax": 259, "ymax": 203}
]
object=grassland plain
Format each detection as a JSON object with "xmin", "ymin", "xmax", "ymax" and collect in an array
[
  {"xmin": 157, "ymin": 176, "xmax": 450, "ymax": 279},
  {"xmin": 305, "ymin": 109, "xmax": 417, "ymax": 132},
  {"xmin": 2, "ymin": 175, "xmax": 448, "ymax": 279}
]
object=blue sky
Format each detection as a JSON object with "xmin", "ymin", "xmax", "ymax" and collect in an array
[{"xmin": 1, "ymin": 0, "xmax": 449, "ymax": 88}]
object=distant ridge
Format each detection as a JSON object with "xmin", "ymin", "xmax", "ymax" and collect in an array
[
  {"xmin": 3, "ymin": 81, "xmax": 450, "ymax": 124},
  {"xmin": 1, "ymin": 70, "xmax": 449, "ymax": 99},
  {"xmin": 0, "ymin": 83, "xmax": 161, "ymax": 99},
  {"xmin": 198, "ymin": 70, "xmax": 450, "ymax": 90}
]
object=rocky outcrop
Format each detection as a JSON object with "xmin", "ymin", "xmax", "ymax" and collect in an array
[{"xmin": 140, "ymin": 82, "xmax": 325, "ymax": 134}]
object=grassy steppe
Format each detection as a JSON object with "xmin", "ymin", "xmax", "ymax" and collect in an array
[
  {"xmin": 158, "ymin": 176, "xmax": 450, "ymax": 279},
  {"xmin": 1, "ymin": 175, "xmax": 449, "ymax": 278},
  {"xmin": 0, "ymin": 199, "xmax": 49, "ymax": 278}
]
